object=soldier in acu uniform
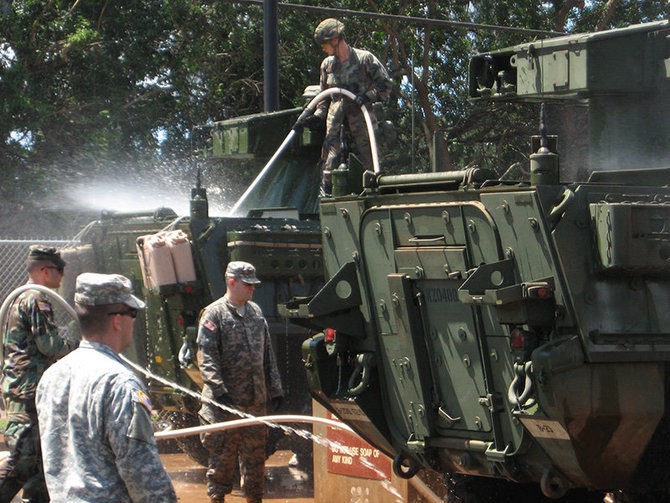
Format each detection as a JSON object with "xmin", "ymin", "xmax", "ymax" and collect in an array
[
  {"xmin": 197, "ymin": 261, "xmax": 284, "ymax": 503},
  {"xmin": 305, "ymin": 18, "xmax": 393, "ymax": 194},
  {"xmin": 0, "ymin": 245, "xmax": 78, "ymax": 502},
  {"xmin": 35, "ymin": 272, "xmax": 176, "ymax": 503}
]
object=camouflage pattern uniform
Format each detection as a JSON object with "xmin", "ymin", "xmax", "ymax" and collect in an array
[
  {"xmin": 36, "ymin": 341, "xmax": 176, "ymax": 502},
  {"xmin": 198, "ymin": 262, "xmax": 283, "ymax": 503},
  {"xmin": 35, "ymin": 272, "xmax": 176, "ymax": 503},
  {"xmin": 0, "ymin": 246, "xmax": 77, "ymax": 502},
  {"xmin": 313, "ymin": 19, "xmax": 393, "ymax": 183}
]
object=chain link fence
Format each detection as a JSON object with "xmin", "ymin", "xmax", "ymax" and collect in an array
[{"xmin": 0, "ymin": 239, "xmax": 80, "ymax": 328}]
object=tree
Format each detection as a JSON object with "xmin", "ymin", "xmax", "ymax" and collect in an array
[{"xmin": 0, "ymin": 0, "xmax": 668, "ymax": 206}]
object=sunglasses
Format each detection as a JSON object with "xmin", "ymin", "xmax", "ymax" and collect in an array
[
  {"xmin": 42, "ymin": 265, "xmax": 64, "ymax": 274},
  {"xmin": 107, "ymin": 309, "xmax": 138, "ymax": 319}
]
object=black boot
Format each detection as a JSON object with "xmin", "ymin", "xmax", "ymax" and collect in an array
[{"xmin": 320, "ymin": 170, "xmax": 332, "ymax": 196}]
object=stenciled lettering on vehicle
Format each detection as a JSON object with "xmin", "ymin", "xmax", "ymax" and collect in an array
[{"xmin": 423, "ymin": 287, "xmax": 459, "ymax": 303}]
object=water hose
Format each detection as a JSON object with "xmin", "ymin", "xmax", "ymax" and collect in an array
[
  {"xmin": 0, "ymin": 284, "xmax": 77, "ymax": 324},
  {"xmin": 229, "ymin": 86, "xmax": 380, "ymax": 215},
  {"xmin": 0, "ymin": 285, "xmax": 360, "ymax": 444},
  {"xmin": 301, "ymin": 87, "xmax": 380, "ymax": 174},
  {"xmin": 0, "ymin": 284, "xmax": 78, "ymax": 361},
  {"xmin": 154, "ymin": 414, "xmax": 353, "ymax": 440},
  {"xmin": 122, "ymin": 345, "xmax": 364, "ymax": 449}
]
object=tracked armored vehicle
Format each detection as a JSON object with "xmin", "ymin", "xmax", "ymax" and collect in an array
[
  {"xmin": 281, "ymin": 20, "xmax": 670, "ymax": 501},
  {"xmin": 61, "ymin": 107, "xmax": 324, "ymax": 465}
]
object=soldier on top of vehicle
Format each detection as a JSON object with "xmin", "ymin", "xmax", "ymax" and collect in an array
[{"xmin": 302, "ymin": 18, "xmax": 393, "ymax": 195}]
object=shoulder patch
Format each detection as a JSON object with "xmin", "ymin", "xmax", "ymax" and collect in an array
[
  {"xmin": 203, "ymin": 319, "xmax": 217, "ymax": 332},
  {"xmin": 133, "ymin": 389, "xmax": 153, "ymax": 413},
  {"xmin": 37, "ymin": 301, "xmax": 52, "ymax": 312}
]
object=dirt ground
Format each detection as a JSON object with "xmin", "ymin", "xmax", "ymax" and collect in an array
[
  {"xmin": 0, "ymin": 439, "xmax": 313, "ymax": 503},
  {"xmin": 165, "ymin": 450, "xmax": 314, "ymax": 502}
]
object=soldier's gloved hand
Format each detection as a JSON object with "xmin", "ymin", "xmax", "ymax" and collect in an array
[
  {"xmin": 354, "ymin": 93, "xmax": 371, "ymax": 108},
  {"xmin": 214, "ymin": 392, "xmax": 233, "ymax": 406},
  {"xmin": 270, "ymin": 396, "xmax": 283, "ymax": 412},
  {"xmin": 303, "ymin": 114, "xmax": 325, "ymax": 132}
]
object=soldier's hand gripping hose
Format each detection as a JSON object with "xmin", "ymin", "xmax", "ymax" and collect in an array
[
  {"xmin": 353, "ymin": 93, "xmax": 371, "ymax": 108},
  {"xmin": 303, "ymin": 114, "xmax": 326, "ymax": 131},
  {"xmin": 294, "ymin": 113, "xmax": 325, "ymax": 133},
  {"xmin": 231, "ymin": 87, "xmax": 380, "ymax": 215},
  {"xmin": 214, "ymin": 391, "xmax": 233, "ymax": 406}
]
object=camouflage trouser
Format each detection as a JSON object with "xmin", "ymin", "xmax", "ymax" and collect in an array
[
  {"xmin": 200, "ymin": 407, "xmax": 267, "ymax": 501},
  {"xmin": 0, "ymin": 415, "xmax": 49, "ymax": 503},
  {"xmin": 322, "ymin": 100, "xmax": 378, "ymax": 176}
]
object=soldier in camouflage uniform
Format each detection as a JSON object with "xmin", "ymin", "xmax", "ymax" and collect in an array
[
  {"xmin": 0, "ymin": 245, "xmax": 78, "ymax": 502},
  {"xmin": 35, "ymin": 273, "xmax": 176, "ymax": 503},
  {"xmin": 306, "ymin": 18, "xmax": 393, "ymax": 194},
  {"xmin": 197, "ymin": 261, "xmax": 283, "ymax": 503}
]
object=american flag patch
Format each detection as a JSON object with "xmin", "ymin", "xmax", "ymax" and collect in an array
[
  {"xmin": 203, "ymin": 319, "xmax": 217, "ymax": 332},
  {"xmin": 37, "ymin": 301, "xmax": 52, "ymax": 312},
  {"xmin": 134, "ymin": 389, "xmax": 153, "ymax": 413}
]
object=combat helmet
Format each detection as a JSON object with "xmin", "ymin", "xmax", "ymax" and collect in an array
[{"xmin": 314, "ymin": 18, "xmax": 345, "ymax": 44}]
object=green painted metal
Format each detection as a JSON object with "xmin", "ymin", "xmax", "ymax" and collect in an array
[
  {"xmin": 61, "ymin": 108, "xmax": 326, "ymax": 466},
  {"xmin": 280, "ymin": 21, "xmax": 670, "ymax": 500}
]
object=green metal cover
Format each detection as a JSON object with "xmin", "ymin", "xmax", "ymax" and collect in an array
[
  {"xmin": 469, "ymin": 20, "xmax": 670, "ymax": 100},
  {"xmin": 210, "ymin": 108, "xmax": 321, "ymax": 158},
  {"xmin": 227, "ymin": 228, "xmax": 323, "ymax": 278}
]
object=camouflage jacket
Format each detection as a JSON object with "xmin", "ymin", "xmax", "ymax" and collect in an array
[
  {"xmin": 315, "ymin": 46, "xmax": 393, "ymax": 119},
  {"xmin": 197, "ymin": 296, "xmax": 283, "ymax": 416},
  {"xmin": 1, "ymin": 286, "xmax": 78, "ymax": 410},
  {"xmin": 35, "ymin": 340, "xmax": 177, "ymax": 503}
]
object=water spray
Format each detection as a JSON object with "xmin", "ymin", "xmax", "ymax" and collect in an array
[
  {"xmin": 0, "ymin": 285, "xmax": 409, "ymax": 499},
  {"xmin": 0, "ymin": 285, "xmax": 354, "ymax": 441},
  {"xmin": 229, "ymin": 87, "xmax": 380, "ymax": 215}
]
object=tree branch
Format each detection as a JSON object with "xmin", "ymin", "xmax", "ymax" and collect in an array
[{"xmin": 596, "ymin": 0, "xmax": 620, "ymax": 31}]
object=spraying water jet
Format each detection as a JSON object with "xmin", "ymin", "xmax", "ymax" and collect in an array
[
  {"xmin": 0, "ymin": 286, "xmax": 354, "ymax": 450},
  {"xmin": 230, "ymin": 87, "xmax": 380, "ymax": 215}
]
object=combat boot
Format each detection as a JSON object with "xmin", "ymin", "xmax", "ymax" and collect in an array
[
  {"xmin": 320, "ymin": 170, "xmax": 332, "ymax": 196},
  {"xmin": 207, "ymin": 490, "xmax": 225, "ymax": 503}
]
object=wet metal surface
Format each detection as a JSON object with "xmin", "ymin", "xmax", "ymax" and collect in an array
[{"xmin": 163, "ymin": 450, "xmax": 314, "ymax": 502}]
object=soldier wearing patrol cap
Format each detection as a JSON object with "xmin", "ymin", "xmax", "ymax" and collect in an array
[
  {"xmin": 0, "ymin": 245, "xmax": 78, "ymax": 502},
  {"xmin": 35, "ymin": 273, "xmax": 177, "ymax": 502},
  {"xmin": 197, "ymin": 261, "xmax": 284, "ymax": 503},
  {"xmin": 304, "ymin": 17, "xmax": 393, "ymax": 194}
]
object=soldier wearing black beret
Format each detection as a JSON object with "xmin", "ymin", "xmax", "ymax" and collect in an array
[
  {"xmin": 0, "ymin": 244, "xmax": 77, "ymax": 502},
  {"xmin": 25, "ymin": 245, "xmax": 66, "ymax": 271}
]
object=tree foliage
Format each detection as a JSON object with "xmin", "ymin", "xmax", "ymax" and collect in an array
[{"xmin": 0, "ymin": 0, "xmax": 668, "ymax": 200}]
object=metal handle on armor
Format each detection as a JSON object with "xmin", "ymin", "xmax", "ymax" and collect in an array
[
  {"xmin": 178, "ymin": 338, "xmax": 193, "ymax": 368},
  {"xmin": 507, "ymin": 361, "xmax": 535, "ymax": 408},
  {"xmin": 547, "ymin": 188, "xmax": 575, "ymax": 230}
]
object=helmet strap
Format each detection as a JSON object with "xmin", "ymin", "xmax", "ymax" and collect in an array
[{"xmin": 332, "ymin": 38, "xmax": 345, "ymax": 59}]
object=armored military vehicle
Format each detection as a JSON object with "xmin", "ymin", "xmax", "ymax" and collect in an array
[
  {"xmin": 61, "ymin": 106, "xmax": 324, "ymax": 465},
  {"xmin": 281, "ymin": 20, "xmax": 670, "ymax": 502}
]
